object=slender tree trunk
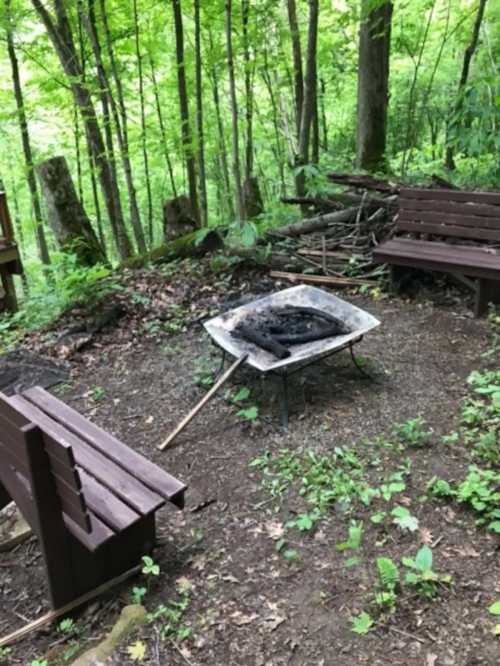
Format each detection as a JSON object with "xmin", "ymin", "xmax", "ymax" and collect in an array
[
  {"xmin": 225, "ymin": 0, "xmax": 245, "ymax": 220},
  {"xmin": 31, "ymin": 0, "xmax": 133, "ymax": 260},
  {"xmin": 87, "ymin": 148, "xmax": 106, "ymax": 250},
  {"xmin": 132, "ymin": 0, "xmax": 154, "ymax": 244},
  {"xmin": 172, "ymin": 0, "xmax": 200, "ymax": 225},
  {"xmin": 262, "ymin": 51, "xmax": 287, "ymax": 196},
  {"xmin": 73, "ymin": 104, "xmax": 83, "ymax": 201},
  {"xmin": 149, "ymin": 53, "xmax": 178, "ymax": 198},
  {"xmin": 296, "ymin": 0, "xmax": 319, "ymax": 199},
  {"xmin": 286, "ymin": 0, "xmax": 304, "ymax": 139},
  {"xmin": 445, "ymin": 0, "xmax": 488, "ymax": 170},
  {"xmin": 208, "ymin": 29, "xmax": 233, "ymax": 219},
  {"xmin": 85, "ymin": 0, "xmax": 146, "ymax": 253},
  {"xmin": 242, "ymin": 0, "xmax": 254, "ymax": 180},
  {"xmin": 356, "ymin": 1, "xmax": 393, "ymax": 171},
  {"xmin": 319, "ymin": 77, "xmax": 329, "ymax": 151},
  {"xmin": 194, "ymin": 0, "xmax": 208, "ymax": 226},
  {"xmin": 5, "ymin": 1, "xmax": 51, "ymax": 267}
]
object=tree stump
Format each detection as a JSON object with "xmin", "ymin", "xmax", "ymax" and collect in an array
[
  {"xmin": 243, "ymin": 177, "xmax": 264, "ymax": 219},
  {"xmin": 36, "ymin": 156, "xmax": 106, "ymax": 266},
  {"xmin": 163, "ymin": 194, "xmax": 198, "ymax": 241}
]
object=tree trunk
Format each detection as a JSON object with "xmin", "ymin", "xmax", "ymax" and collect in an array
[
  {"xmin": 356, "ymin": 1, "xmax": 393, "ymax": 171},
  {"xmin": 37, "ymin": 156, "xmax": 106, "ymax": 266},
  {"xmin": 445, "ymin": 0, "xmax": 488, "ymax": 171},
  {"xmin": 208, "ymin": 29, "xmax": 234, "ymax": 219},
  {"xmin": 149, "ymin": 53, "xmax": 178, "ymax": 199},
  {"xmin": 5, "ymin": 1, "xmax": 51, "ymax": 267},
  {"xmin": 225, "ymin": 0, "xmax": 245, "ymax": 221},
  {"xmin": 31, "ymin": 0, "xmax": 133, "ymax": 260},
  {"xmin": 295, "ymin": 0, "xmax": 319, "ymax": 199},
  {"xmin": 132, "ymin": 0, "xmax": 154, "ymax": 244},
  {"xmin": 286, "ymin": 0, "xmax": 304, "ymax": 139},
  {"xmin": 85, "ymin": 0, "xmax": 146, "ymax": 254},
  {"xmin": 194, "ymin": 0, "xmax": 208, "ymax": 226},
  {"xmin": 172, "ymin": 0, "xmax": 200, "ymax": 226}
]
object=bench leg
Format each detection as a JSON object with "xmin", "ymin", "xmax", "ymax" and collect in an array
[
  {"xmin": 475, "ymin": 279, "xmax": 500, "ymax": 317},
  {"xmin": 0, "ymin": 479, "xmax": 11, "ymax": 511}
]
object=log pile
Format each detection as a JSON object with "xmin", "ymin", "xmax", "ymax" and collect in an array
[
  {"xmin": 272, "ymin": 173, "xmax": 400, "ymax": 287},
  {"xmin": 269, "ymin": 172, "xmax": 458, "ymax": 288}
]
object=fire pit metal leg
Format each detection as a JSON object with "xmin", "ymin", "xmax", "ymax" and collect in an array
[
  {"xmin": 280, "ymin": 373, "xmax": 289, "ymax": 430},
  {"xmin": 349, "ymin": 343, "xmax": 372, "ymax": 380}
]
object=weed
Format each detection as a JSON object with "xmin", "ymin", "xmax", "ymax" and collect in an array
[
  {"xmin": 391, "ymin": 506, "xmax": 419, "ymax": 532},
  {"xmin": 461, "ymin": 369, "xmax": 499, "ymax": 465},
  {"xmin": 237, "ymin": 405, "xmax": 259, "ymax": 421},
  {"xmin": 393, "ymin": 417, "xmax": 432, "ymax": 447},
  {"xmin": 374, "ymin": 557, "xmax": 399, "ymax": 614},
  {"xmin": 88, "ymin": 385, "xmax": 105, "ymax": 402},
  {"xmin": 336, "ymin": 521, "xmax": 364, "ymax": 567},
  {"xmin": 131, "ymin": 586, "xmax": 147, "ymax": 604},
  {"xmin": 193, "ymin": 356, "xmax": 216, "ymax": 388},
  {"xmin": 351, "ymin": 611, "xmax": 374, "ymax": 635},
  {"xmin": 147, "ymin": 579, "xmax": 192, "ymax": 641},
  {"xmin": 402, "ymin": 545, "xmax": 452, "ymax": 599},
  {"xmin": 0, "ymin": 647, "xmax": 12, "ymax": 662},
  {"xmin": 142, "ymin": 555, "xmax": 160, "ymax": 576}
]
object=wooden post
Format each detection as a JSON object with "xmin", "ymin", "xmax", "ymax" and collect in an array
[
  {"xmin": 23, "ymin": 424, "xmax": 77, "ymax": 609},
  {"xmin": 1, "ymin": 270, "xmax": 18, "ymax": 313}
]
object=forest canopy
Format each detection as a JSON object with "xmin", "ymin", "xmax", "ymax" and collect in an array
[{"xmin": 0, "ymin": 0, "xmax": 498, "ymax": 285}]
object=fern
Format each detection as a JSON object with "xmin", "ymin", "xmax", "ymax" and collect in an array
[{"xmin": 376, "ymin": 557, "xmax": 399, "ymax": 591}]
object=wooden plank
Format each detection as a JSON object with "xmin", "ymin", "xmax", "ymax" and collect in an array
[
  {"xmin": 0, "ymin": 246, "xmax": 20, "ymax": 265},
  {"xmin": 398, "ymin": 219, "xmax": 500, "ymax": 242},
  {"xmin": 381, "ymin": 238, "xmax": 500, "ymax": 268},
  {"xmin": 399, "ymin": 208, "xmax": 500, "ymax": 233},
  {"xmin": 0, "ymin": 462, "xmax": 38, "ymax": 534},
  {"xmin": 0, "ymin": 192, "xmax": 14, "ymax": 242},
  {"xmin": 269, "ymin": 271, "xmax": 377, "ymax": 286},
  {"xmin": 9, "ymin": 394, "xmax": 165, "ymax": 515},
  {"xmin": 47, "ymin": 452, "xmax": 82, "ymax": 491},
  {"xmin": 373, "ymin": 239, "xmax": 500, "ymax": 279},
  {"xmin": 53, "ymin": 479, "xmax": 90, "ymax": 532},
  {"xmin": 400, "ymin": 196, "xmax": 500, "ymax": 220},
  {"xmin": 63, "ymin": 511, "xmax": 114, "ymax": 552},
  {"xmin": 0, "ymin": 425, "xmax": 30, "ymax": 474},
  {"xmin": 78, "ymin": 469, "xmax": 141, "ymax": 531},
  {"xmin": 0, "ymin": 395, "xmax": 30, "ymax": 427},
  {"xmin": 401, "ymin": 187, "xmax": 500, "ymax": 206},
  {"xmin": 23, "ymin": 387, "xmax": 186, "ymax": 505}
]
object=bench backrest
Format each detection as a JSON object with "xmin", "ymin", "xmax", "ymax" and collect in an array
[
  {"xmin": 398, "ymin": 188, "xmax": 500, "ymax": 243},
  {"xmin": 0, "ymin": 393, "xmax": 91, "ymax": 533}
]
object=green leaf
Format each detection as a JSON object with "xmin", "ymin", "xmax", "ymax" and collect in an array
[
  {"xmin": 414, "ymin": 545, "xmax": 433, "ymax": 572},
  {"xmin": 391, "ymin": 506, "xmax": 419, "ymax": 532},
  {"xmin": 237, "ymin": 406, "xmax": 258, "ymax": 421},
  {"xmin": 351, "ymin": 611, "xmax": 374, "ymax": 635},
  {"xmin": 233, "ymin": 387, "xmax": 250, "ymax": 402},
  {"xmin": 376, "ymin": 557, "xmax": 399, "ymax": 590},
  {"xmin": 488, "ymin": 601, "xmax": 500, "ymax": 615}
]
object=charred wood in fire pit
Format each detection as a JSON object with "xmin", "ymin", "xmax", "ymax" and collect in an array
[
  {"xmin": 235, "ymin": 323, "xmax": 291, "ymax": 359},
  {"xmin": 277, "ymin": 306, "xmax": 350, "ymax": 333},
  {"xmin": 273, "ymin": 323, "xmax": 345, "ymax": 345}
]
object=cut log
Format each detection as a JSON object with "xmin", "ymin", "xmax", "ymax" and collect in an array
[
  {"xmin": 36, "ymin": 156, "xmax": 106, "ymax": 266},
  {"xmin": 122, "ymin": 230, "xmax": 222, "ymax": 269},
  {"xmin": 326, "ymin": 172, "xmax": 399, "ymax": 193},
  {"xmin": 270, "ymin": 271, "xmax": 377, "ymax": 287},
  {"xmin": 163, "ymin": 194, "xmax": 198, "ymax": 241},
  {"xmin": 271, "ymin": 207, "xmax": 359, "ymax": 238}
]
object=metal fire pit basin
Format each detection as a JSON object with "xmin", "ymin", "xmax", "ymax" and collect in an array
[{"xmin": 204, "ymin": 285, "xmax": 381, "ymax": 373}]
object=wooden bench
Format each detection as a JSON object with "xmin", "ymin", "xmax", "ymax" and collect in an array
[
  {"xmin": 373, "ymin": 188, "xmax": 500, "ymax": 316},
  {"xmin": 0, "ymin": 386, "xmax": 186, "ymax": 610},
  {"xmin": 0, "ymin": 190, "xmax": 22, "ymax": 313}
]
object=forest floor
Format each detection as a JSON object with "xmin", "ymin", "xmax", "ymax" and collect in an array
[{"xmin": 1, "ymin": 258, "xmax": 499, "ymax": 666}]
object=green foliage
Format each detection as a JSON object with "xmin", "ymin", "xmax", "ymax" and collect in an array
[
  {"xmin": 392, "ymin": 417, "xmax": 432, "ymax": 447},
  {"xmin": 0, "ymin": 647, "xmax": 12, "ymax": 662},
  {"xmin": 461, "ymin": 369, "xmax": 500, "ymax": 465},
  {"xmin": 391, "ymin": 506, "xmax": 419, "ymax": 532},
  {"xmin": 236, "ymin": 405, "xmax": 259, "ymax": 421},
  {"xmin": 351, "ymin": 611, "xmax": 374, "ymax": 635},
  {"xmin": 402, "ymin": 546, "xmax": 452, "ymax": 599},
  {"xmin": 131, "ymin": 586, "xmax": 147, "ymax": 604},
  {"xmin": 374, "ymin": 557, "xmax": 399, "ymax": 613},
  {"xmin": 142, "ymin": 555, "xmax": 160, "ymax": 576},
  {"xmin": 147, "ymin": 580, "xmax": 192, "ymax": 641},
  {"xmin": 336, "ymin": 521, "xmax": 364, "ymax": 552}
]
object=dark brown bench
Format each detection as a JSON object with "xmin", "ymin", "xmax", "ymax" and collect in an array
[
  {"xmin": 0, "ymin": 386, "xmax": 186, "ymax": 609},
  {"xmin": 373, "ymin": 188, "xmax": 500, "ymax": 316}
]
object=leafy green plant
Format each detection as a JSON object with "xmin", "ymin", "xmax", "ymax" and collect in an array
[
  {"xmin": 142, "ymin": 555, "xmax": 160, "ymax": 576},
  {"xmin": 193, "ymin": 356, "xmax": 216, "ymax": 388},
  {"xmin": 374, "ymin": 557, "xmax": 399, "ymax": 613},
  {"xmin": 351, "ymin": 611, "xmax": 374, "ymax": 635},
  {"xmin": 237, "ymin": 405, "xmax": 259, "ymax": 421},
  {"xmin": 391, "ymin": 506, "xmax": 419, "ymax": 532},
  {"xmin": 147, "ymin": 579, "xmax": 192, "ymax": 641},
  {"xmin": 393, "ymin": 417, "xmax": 432, "ymax": 447},
  {"xmin": 0, "ymin": 647, "xmax": 12, "ymax": 662},
  {"xmin": 286, "ymin": 508, "xmax": 322, "ymax": 532},
  {"xmin": 402, "ymin": 546, "xmax": 452, "ymax": 599},
  {"xmin": 131, "ymin": 586, "xmax": 147, "ymax": 604},
  {"xmin": 336, "ymin": 521, "xmax": 364, "ymax": 567}
]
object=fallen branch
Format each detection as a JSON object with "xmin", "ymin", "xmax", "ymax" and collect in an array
[
  {"xmin": 326, "ymin": 172, "xmax": 400, "ymax": 193},
  {"xmin": 270, "ymin": 271, "xmax": 377, "ymax": 287},
  {"xmin": 0, "ymin": 564, "xmax": 141, "ymax": 648},
  {"xmin": 271, "ymin": 207, "xmax": 359, "ymax": 238}
]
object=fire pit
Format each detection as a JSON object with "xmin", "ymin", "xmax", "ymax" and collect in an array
[{"xmin": 204, "ymin": 285, "xmax": 380, "ymax": 426}]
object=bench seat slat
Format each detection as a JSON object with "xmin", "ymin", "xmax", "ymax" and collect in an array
[
  {"xmin": 374, "ymin": 238, "xmax": 500, "ymax": 279},
  {"xmin": 8, "ymin": 394, "xmax": 165, "ymax": 516},
  {"xmin": 78, "ymin": 468, "xmax": 142, "ymax": 532},
  {"xmin": 23, "ymin": 387, "xmax": 187, "ymax": 507},
  {"xmin": 63, "ymin": 511, "xmax": 114, "ymax": 553}
]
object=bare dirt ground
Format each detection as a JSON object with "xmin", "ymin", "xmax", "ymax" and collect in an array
[{"xmin": 1, "ymin": 260, "xmax": 499, "ymax": 665}]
